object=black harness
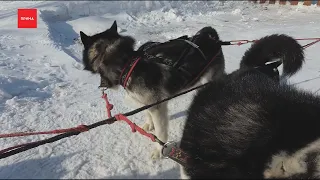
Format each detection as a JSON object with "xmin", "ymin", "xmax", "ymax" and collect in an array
[{"xmin": 119, "ymin": 34, "xmax": 220, "ymax": 88}]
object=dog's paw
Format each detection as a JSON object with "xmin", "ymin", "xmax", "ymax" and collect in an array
[
  {"xmin": 150, "ymin": 148, "xmax": 162, "ymax": 160},
  {"xmin": 142, "ymin": 123, "xmax": 154, "ymax": 132}
]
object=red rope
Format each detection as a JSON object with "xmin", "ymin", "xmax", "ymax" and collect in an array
[
  {"xmin": 114, "ymin": 114, "xmax": 156, "ymax": 142},
  {"xmin": 226, "ymin": 37, "xmax": 320, "ymax": 48},
  {"xmin": 302, "ymin": 39, "xmax": 320, "ymax": 49},
  {"xmin": 0, "ymin": 125, "xmax": 89, "ymax": 138},
  {"xmin": 0, "ymin": 92, "xmax": 155, "ymax": 155},
  {"xmin": 0, "ymin": 114, "xmax": 156, "ymax": 155},
  {"xmin": 0, "ymin": 91, "xmax": 114, "ymax": 139},
  {"xmin": 0, "ymin": 125, "xmax": 89, "ymax": 155},
  {"xmin": 294, "ymin": 38, "xmax": 320, "ymax": 41},
  {"xmin": 101, "ymin": 91, "xmax": 114, "ymax": 118}
]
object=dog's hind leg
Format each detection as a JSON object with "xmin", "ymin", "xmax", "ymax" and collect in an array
[{"xmin": 149, "ymin": 102, "xmax": 169, "ymax": 160}]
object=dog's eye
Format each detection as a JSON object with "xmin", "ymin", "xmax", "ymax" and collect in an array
[{"xmin": 95, "ymin": 43, "xmax": 103, "ymax": 52}]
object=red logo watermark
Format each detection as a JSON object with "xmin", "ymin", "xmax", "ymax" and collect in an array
[{"xmin": 17, "ymin": 9, "xmax": 37, "ymax": 28}]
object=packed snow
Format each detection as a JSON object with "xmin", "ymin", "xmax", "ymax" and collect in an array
[{"xmin": 0, "ymin": 1, "xmax": 320, "ymax": 179}]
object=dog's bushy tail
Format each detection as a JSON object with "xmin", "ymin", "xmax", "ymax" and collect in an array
[{"xmin": 240, "ymin": 34, "xmax": 305, "ymax": 77}]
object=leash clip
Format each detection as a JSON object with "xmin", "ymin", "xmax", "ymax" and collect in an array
[
  {"xmin": 161, "ymin": 141, "xmax": 178, "ymax": 159},
  {"xmin": 99, "ymin": 87, "xmax": 108, "ymax": 96},
  {"xmin": 161, "ymin": 141, "xmax": 190, "ymax": 167}
]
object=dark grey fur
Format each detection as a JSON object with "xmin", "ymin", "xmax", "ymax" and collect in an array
[
  {"xmin": 79, "ymin": 21, "xmax": 225, "ymax": 159},
  {"xmin": 179, "ymin": 34, "xmax": 320, "ymax": 179}
]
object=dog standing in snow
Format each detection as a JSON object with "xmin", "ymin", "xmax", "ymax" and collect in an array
[{"xmin": 79, "ymin": 21, "xmax": 225, "ymax": 159}]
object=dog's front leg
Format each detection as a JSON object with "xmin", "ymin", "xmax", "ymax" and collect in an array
[
  {"xmin": 149, "ymin": 102, "xmax": 169, "ymax": 160},
  {"xmin": 142, "ymin": 111, "xmax": 155, "ymax": 132},
  {"xmin": 124, "ymin": 92, "xmax": 155, "ymax": 132}
]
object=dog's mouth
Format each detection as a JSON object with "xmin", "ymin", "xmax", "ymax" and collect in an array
[
  {"xmin": 83, "ymin": 64, "xmax": 94, "ymax": 72},
  {"xmin": 99, "ymin": 76, "xmax": 113, "ymax": 88}
]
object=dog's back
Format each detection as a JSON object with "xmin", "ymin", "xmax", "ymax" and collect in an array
[
  {"xmin": 139, "ymin": 27, "xmax": 225, "ymax": 90},
  {"xmin": 179, "ymin": 34, "xmax": 320, "ymax": 178}
]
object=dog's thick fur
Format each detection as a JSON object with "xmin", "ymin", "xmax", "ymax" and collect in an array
[
  {"xmin": 179, "ymin": 34, "xmax": 320, "ymax": 179},
  {"xmin": 79, "ymin": 21, "xmax": 225, "ymax": 159}
]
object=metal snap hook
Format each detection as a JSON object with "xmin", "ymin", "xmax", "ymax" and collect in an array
[{"xmin": 161, "ymin": 141, "xmax": 178, "ymax": 159}]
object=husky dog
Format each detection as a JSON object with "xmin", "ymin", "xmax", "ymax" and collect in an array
[
  {"xmin": 79, "ymin": 21, "xmax": 225, "ymax": 159},
  {"xmin": 179, "ymin": 34, "xmax": 320, "ymax": 178}
]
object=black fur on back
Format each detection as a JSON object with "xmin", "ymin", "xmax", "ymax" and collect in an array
[
  {"xmin": 180, "ymin": 34, "xmax": 320, "ymax": 178},
  {"xmin": 240, "ymin": 34, "xmax": 305, "ymax": 77}
]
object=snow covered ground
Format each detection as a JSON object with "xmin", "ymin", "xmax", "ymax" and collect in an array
[{"xmin": 0, "ymin": 1, "xmax": 319, "ymax": 179}]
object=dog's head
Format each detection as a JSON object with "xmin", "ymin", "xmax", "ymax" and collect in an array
[
  {"xmin": 80, "ymin": 20, "xmax": 121, "ymax": 73},
  {"xmin": 79, "ymin": 20, "xmax": 135, "ymax": 88}
]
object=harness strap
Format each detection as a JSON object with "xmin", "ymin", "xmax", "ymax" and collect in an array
[
  {"xmin": 173, "ymin": 38, "xmax": 207, "ymax": 68},
  {"xmin": 184, "ymin": 49, "xmax": 221, "ymax": 87},
  {"xmin": 180, "ymin": 39, "xmax": 207, "ymax": 62},
  {"xmin": 119, "ymin": 35, "xmax": 218, "ymax": 89}
]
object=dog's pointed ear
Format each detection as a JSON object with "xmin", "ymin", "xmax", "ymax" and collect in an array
[
  {"xmin": 80, "ymin": 31, "xmax": 91, "ymax": 46},
  {"xmin": 110, "ymin": 20, "xmax": 118, "ymax": 34}
]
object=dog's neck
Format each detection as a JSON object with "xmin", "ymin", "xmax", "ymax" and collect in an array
[
  {"xmin": 99, "ymin": 36, "xmax": 138, "ymax": 89},
  {"xmin": 118, "ymin": 54, "xmax": 142, "ymax": 88}
]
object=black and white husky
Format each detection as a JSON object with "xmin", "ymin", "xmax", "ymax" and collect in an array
[
  {"xmin": 79, "ymin": 21, "xmax": 225, "ymax": 159},
  {"xmin": 179, "ymin": 34, "xmax": 320, "ymax": 178}
]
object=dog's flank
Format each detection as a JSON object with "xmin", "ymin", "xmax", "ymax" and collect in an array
[
  {"xmin": 180, "ymin": 34, "xmax": 320, "ymax": 178},
  {"xmin": 80, "ymin": 21, "xmax": 225, "ymax": 159}
]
